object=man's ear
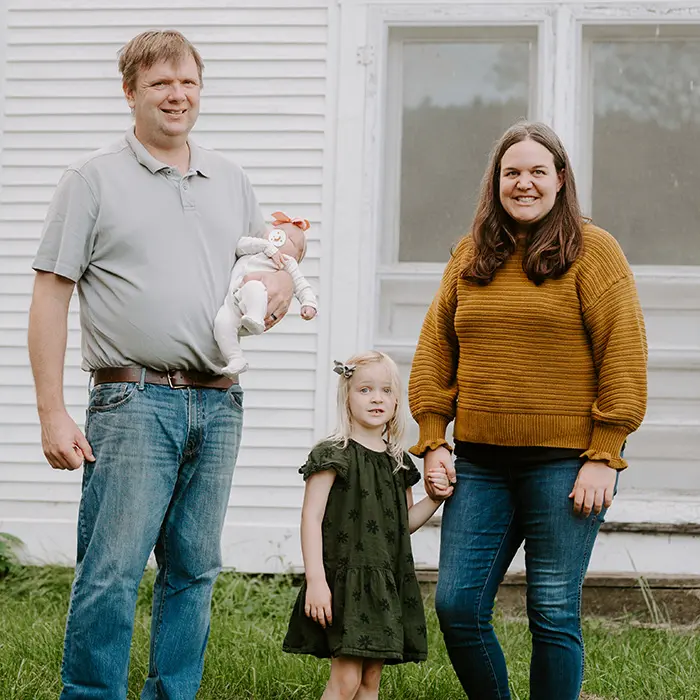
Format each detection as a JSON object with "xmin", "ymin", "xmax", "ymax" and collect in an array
[{"xmin": 123, "ymin": 81, "xmax": 135, "ymax": 109}]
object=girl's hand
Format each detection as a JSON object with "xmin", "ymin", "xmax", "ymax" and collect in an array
[
  {"xmin": 569, "ymin": 460, "xmax": 617, "ymax": 517},
  {"xmin": 305, "ymin": 579, "xmax": 333, "ymax": 628},
  {"xmin": 427, "ymin": 466, "xmax": 453, "ymax": 500},
  {"xmin": 424, "ymin": 446, "xmax": 455, "ymax": 499}
]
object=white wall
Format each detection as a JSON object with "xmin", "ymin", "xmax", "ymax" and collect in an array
[{"xmin": 0, "ymin": 0, "xmax": 335, "ymax": 572}]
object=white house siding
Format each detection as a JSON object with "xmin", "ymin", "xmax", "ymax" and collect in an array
[
  {"xmin": 2, "ymin": 0, "xmax": 700, "ymax": 580},
  {"xmin": 0, "ymin": 0, "xmax": 333, "ymax": 572}
]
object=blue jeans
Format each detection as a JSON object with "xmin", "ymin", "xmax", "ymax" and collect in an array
[
  {"xmin": 435, "ymin": 457, "xmax": 613, "ymax": 700},
  {"xmin": 60, "ymin": 381, "xmax": 244, "ymax": 700}
]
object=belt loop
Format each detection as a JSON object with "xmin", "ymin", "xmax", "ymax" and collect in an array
[
  {"xmin": 88, "ymin": 371, "xmax": 94, "ymax": 393},
  {"xmin": 138, "ymin": 367, "xmax": 147, "ymax": 391}
]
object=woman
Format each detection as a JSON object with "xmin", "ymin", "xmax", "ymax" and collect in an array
[{"xmin": 408, "ymin": 121, "xmax": 647, "ymax": 699}]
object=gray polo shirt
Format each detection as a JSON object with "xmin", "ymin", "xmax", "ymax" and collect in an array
[{"xmin": 33, "ymin": 128, "xmax": 266, "ymax": 373}]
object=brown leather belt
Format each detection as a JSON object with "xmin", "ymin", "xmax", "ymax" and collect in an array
[{"xmin": 92, "ymin": 367, "xmax": 236, "ymax": 390}]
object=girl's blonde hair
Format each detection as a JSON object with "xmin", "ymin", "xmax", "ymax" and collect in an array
[{"xmin": 328, "ymin": 351, "xmax": 407, "ymax": 470}]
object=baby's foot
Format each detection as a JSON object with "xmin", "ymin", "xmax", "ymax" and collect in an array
[
  {"xmin": 241, "ymin": 315, "xmax": 265, "ymax": 335},
  {"xmin": 221, "ymin": 358, "xmax": 248, "ymax": 377}
]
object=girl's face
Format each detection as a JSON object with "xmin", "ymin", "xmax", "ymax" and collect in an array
[
  {"xmin": 347, "ymin": 363, "xmax": 397, "ymax": 435},
  {"xmin": 499, "ymin": 138, "xmax": 564, "ymax": 231}
]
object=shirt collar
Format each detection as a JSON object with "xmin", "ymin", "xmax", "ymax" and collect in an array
[
  {"xmin": 187, "ymin": 139, "xmax": 210, "ymax": 178},
  {"xmin": 125, "ymin": 127, "xmax": 210, "ymax": 178}
]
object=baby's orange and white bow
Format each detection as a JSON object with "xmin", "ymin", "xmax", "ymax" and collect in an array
[{"xmin": 271, "ymin": 211, "xmax": 310, "ymax": 232}]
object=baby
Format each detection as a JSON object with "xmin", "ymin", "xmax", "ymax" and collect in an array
[{"xmin": 214, "ymin": 212, "xmax": 318, "ymax": 377}]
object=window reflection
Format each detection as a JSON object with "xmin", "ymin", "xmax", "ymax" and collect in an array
[
  {"xmin": 590, "ymin": 35, "xmax": 700, "ymax": 265},
  {"xmin": 398, "ymin": 39, "xmax": 534, "ymax": 263}
]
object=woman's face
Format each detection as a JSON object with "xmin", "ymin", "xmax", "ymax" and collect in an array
[{"xmin": 499, "ymin": 138, "xmax": 564, "ymax": 230}]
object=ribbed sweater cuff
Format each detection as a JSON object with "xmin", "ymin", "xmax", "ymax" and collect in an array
[
  {"xmin": 581, "ymin": 423, "xmax": 630, "ymax": 471},
  {"xmin": 409, "ymin": 414, "xmax": 453, "ymax": 457}
]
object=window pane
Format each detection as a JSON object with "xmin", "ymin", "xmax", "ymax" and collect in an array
[
  {"xmin": 398, "ymin": 36, "xmax": 535, "ymax": 263},
  {"xmin": 590, "ymin": 34, "xmax": 700, "ymax": 265}
]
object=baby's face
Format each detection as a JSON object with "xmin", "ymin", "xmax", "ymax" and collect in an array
[{"xmin": 267, "ymin": 224, "xmax": 306, "ymax": 262}]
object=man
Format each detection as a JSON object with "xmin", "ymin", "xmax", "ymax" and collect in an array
[{"xmin": 28, "ymin": 30, "xmax": 293, "ymax": 699}]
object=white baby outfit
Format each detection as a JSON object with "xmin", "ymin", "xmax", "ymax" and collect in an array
[{"xmin": 214, "ymin": 235, "xmax": 317, "ymax": 376}]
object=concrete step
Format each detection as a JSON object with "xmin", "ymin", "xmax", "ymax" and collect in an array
[{"xmin": 411, "ymin": 490, "xmax": 700, "ymax": 577}]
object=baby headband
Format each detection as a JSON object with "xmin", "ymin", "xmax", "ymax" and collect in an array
[
  {"xmin": 333, "ymin": 361, "xmax": 356, "ymax": 379},
  {"xmin": 271, "ymin": 211, "xmax": 311, "ymax": 232}
]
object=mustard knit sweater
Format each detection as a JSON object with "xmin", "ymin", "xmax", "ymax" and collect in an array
[{"xmin": 408, "ymin": 224, "xmax": 648, "ymax": 470}]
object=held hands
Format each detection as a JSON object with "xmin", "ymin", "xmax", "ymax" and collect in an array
[
  {"xmin": 569, "ymin": 460, "xmax": 617, "ymax": 517},
  {"xmin": 426, "ymin": 465, "xmax": 454, "ymax": 501},
  {"xmin": 305, "ymin": 577, "xmax": 333, "ymax": 628},
  {"xmin": 301, "ymin": 306, "xmax": 317, "ymax": 321},
  {"xmin": 424, "ymin": 446, "xmax": 456, "ymax": 501},
  {"xmin": 41, "ymin": 410, "xmax": 95, "ymax": 471}
]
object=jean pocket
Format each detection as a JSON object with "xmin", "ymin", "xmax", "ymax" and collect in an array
[
  {"xmin": 226, "ymin": 384, "xmax": 244, "ymax": 411},
  {"xmin": 88, "ymin": 382, "xmax": 139, "ymax": 413}
]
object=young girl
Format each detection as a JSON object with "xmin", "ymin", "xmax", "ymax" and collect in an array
[{"xmin": 283, "ymin": 351, "xmax": 453, "ymax": 700}]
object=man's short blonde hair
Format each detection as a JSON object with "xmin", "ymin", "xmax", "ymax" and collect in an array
[{"xmin": 118, "ymin": 30, "xmax": 204, "ymax": 92}]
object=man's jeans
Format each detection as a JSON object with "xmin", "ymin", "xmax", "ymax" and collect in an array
[
  {"xmin": 435, "ymin": 456, "xmax": 613, "ymax": 700},
  {"xmin": 60, "ymin": 381, "xmax": 244, "ymax": 700}
]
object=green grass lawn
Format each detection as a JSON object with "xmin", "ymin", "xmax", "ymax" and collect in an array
[{"xmin": 1, "ymin": 567, "xmax": 698, "ymax": 699}]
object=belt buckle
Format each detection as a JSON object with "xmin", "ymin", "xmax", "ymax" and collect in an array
[{"xmin": 167, "ymin": 369, "xmax": 189, "ymax": 389}]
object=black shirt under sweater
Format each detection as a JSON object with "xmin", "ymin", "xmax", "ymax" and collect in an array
[{"xmin": 454, "ymin": 441, "xmax": 582, "ymax": 468}]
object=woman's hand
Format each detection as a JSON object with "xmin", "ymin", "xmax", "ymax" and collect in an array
[
  {"xmin": 569, "ymin": 460, "xmax": 617, "ymax": 517},
  {"xmin": 305, "ymin": 578, "xmax": 333, "ymax": 628},
  {"xmin": 424, "ymin": 446, "xmax": 455, "ymax": 500}
]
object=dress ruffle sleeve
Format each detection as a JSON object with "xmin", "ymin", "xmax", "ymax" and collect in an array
[
  {"xmin": 299, "ymin": 440, "xmax": 351, "ymax": 481},
  {"xmin": 402, "ymin": 452, "xmax": 422, "ymax": 489}
]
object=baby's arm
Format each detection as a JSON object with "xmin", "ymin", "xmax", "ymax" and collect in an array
[
  {"xmin": 282, "ymin": 258, "xmax": 318, "ymax": 319},
  {"xmin": 235, "ymin": 235, "xmax": 278, "ymax": 259},
  {"xmin": 300, "ymin": 470, "xmax": 335, "ymax": 628},
  {"xmin": 406, "ymin": 469, "xmax": 453, "ymax": 534}
]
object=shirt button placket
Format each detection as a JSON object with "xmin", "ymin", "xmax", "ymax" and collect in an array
[{"xmin": 181, "ymin": 177, "xmax": 194, "ymax": 209}]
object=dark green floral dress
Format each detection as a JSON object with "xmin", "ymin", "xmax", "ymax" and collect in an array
[{"xmin": 282, "ymin": 439, "xmax": 428, "ymax": 664}]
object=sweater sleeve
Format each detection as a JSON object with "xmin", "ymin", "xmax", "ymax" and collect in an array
[
  {"xmin": 408, "ymin": 239, "xmax": 467, "ymax": 457},
  {"xmin": 581, "ymin": 274, "xmax": 648, "ymax": 470}
]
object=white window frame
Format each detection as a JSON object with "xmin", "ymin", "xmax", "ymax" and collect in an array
[{"xmin": 327, "ymin": 0, "xmax": 700, "ymax": 369}]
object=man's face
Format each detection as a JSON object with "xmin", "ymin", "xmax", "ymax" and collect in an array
[{"xmin": 123, "ymin": 54, "xmax": 201, "ymax": 145}]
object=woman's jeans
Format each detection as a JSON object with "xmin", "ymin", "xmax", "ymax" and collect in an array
[
  {"xmin": 59, "ymin": 381, "xmax": 244, "ymax": 700},
  {"xmin": 436, "ymin": 456, "xmax": 612, "ymax": 700}
]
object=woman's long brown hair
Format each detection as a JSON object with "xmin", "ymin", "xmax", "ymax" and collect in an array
[{"xmin": 462, "ymin": 121, "xmax": 583, "ymax": 286}]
